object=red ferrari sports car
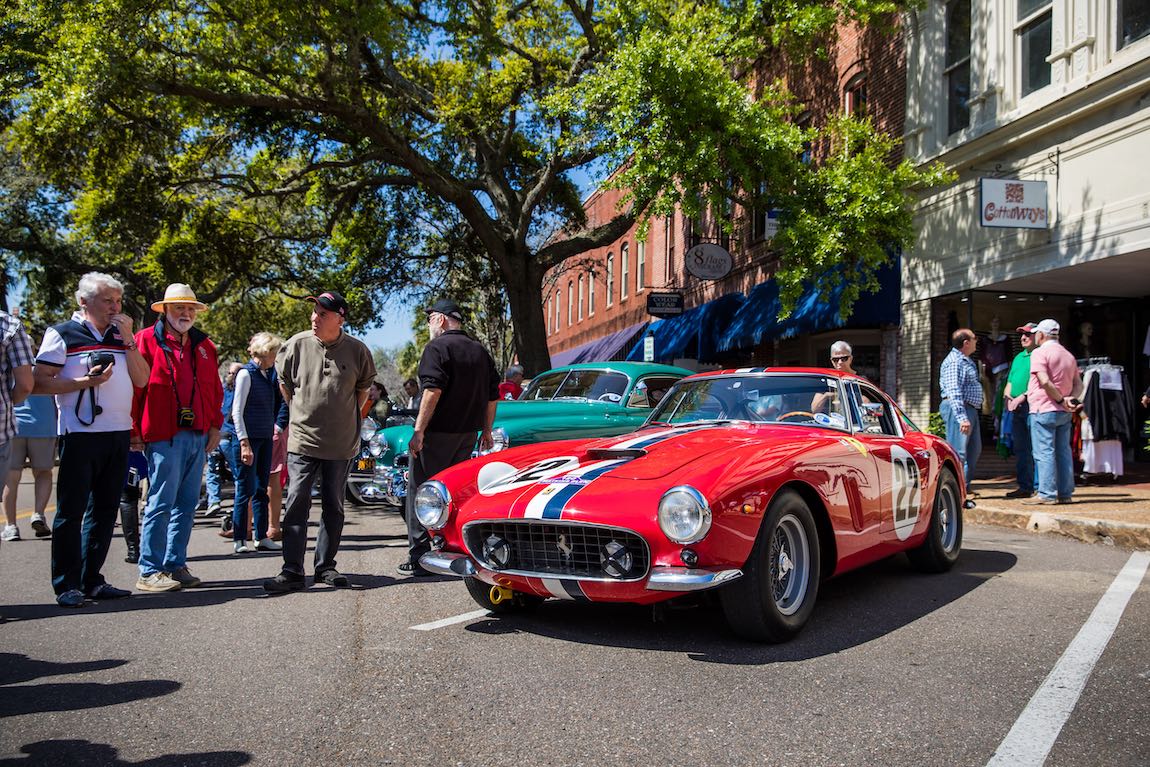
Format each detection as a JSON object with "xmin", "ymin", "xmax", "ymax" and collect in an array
[{"xmin": 416, "ymin": 368, "xmax": 966, "ymax": 642}]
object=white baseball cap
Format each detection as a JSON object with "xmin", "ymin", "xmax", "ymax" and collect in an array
[{"xmin": 1034, "ymin": 318, "xmax": 1060, "ymax": 336}]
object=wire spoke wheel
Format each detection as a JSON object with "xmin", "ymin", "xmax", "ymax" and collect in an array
[{"xmin": 769, "ymin": 513, "xmax": 810, "ymax": 616}]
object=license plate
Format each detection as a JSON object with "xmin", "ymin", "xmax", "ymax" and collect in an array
[{"xmin": 355, "ymin": 457, "xmax": 375, "ymax": 472}]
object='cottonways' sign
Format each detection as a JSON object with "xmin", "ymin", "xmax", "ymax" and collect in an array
[{"xmin": 979, "ymin": 178, "xmax": 1048, "ymax": 229}]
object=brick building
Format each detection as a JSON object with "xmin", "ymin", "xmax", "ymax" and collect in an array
[{"xmin": 544, "ymin": 19, "xmax": 909, "ymax": 395}]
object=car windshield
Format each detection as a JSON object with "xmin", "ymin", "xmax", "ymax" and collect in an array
[
  {"xmin": 647, "ymin": 374, "xmax": 848, "ymax": 430},
  {"xmin": 521, "ymin": 369, "xmax": 631, "ymax": 403}
]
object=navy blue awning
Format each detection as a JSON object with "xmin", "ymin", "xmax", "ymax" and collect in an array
[
  {"xmin": 626, "ymin": 293, "xmax": 744, "ymax": 363},
  {"xmin": 550, "ymin": 320, "xmax": 649, "ymax": 367},
  {"xmin": 718, "ymin": 260, "xmax": 900, "ymax": 353}
]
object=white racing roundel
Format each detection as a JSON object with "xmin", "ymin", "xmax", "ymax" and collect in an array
[
  {"xmin": 477, "ymin": 456, "xmax": 581, "ymax": 496},
  {"xmin": 890, "ymin": 445, "xmax": 922, "ymax": 540}
]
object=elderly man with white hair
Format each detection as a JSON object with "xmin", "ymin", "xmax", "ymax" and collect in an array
[
  {"xmin": 132, "ymin": 284, "xmax": 224, "ymax": 592},
  {"xmin": 812, "ymin": 340, "xmax": 858, "ymax": 412},
  {"xmin": 33, "ymin": 272, "xmax": 150, "ymax": 607}
]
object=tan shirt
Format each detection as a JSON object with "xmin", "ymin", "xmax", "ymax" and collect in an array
[{"xmin": 276, "ymin": 330, "xmax": 376, "ymax": 460}]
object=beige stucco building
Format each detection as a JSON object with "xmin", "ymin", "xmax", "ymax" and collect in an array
[{"xmin": 900, "ymin": 0, "xmax": 1150, "ymax": 433}]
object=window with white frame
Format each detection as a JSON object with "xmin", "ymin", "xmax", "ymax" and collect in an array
[
  {"xmin": 664, "ymin": 217, "xmax": 674, "ymax": 284},
  {"xmin": 844, "ymin": 74, "xmax": 867, "ymax": 116},
  {"xmin": 1017, "ymin": 0, "xmax": 1052, "ymax": 97},
  {"xmin": 620, "ymin": 243, "xmax": 630, "ymax": 300},
  {"xmin": 946, "ymin": 0, "xmax": 971, "ymax": 134},
  {"xmin": 577, "ymin": 275, "xmax": 584, "ymax": 321},
  {"xmin": 588, "ymin": 271, "xmax": 595, "ymax": 315},
  {"xmin": 567, "ymin": 281, "xmax": 573, "ymax": 326},
  {"xmin": 555, "ymin": 289, "xmax": 561, "ymax": 330},
  {"xmin": 636, "ymin": 241, "xmax": 645, "ymax": 292},
  {"xmin": 546, "ymin": 294, "xmax": 552, "ymax": 335},
  {"xmin": 1120, "ymin": 0, "xmax": 1150, "ymax": 49},
  {"xmin": 606, "ymin": 253, "xmax": 615, "ymax": 307}
]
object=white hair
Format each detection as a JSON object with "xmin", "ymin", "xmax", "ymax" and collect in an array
[
  {"xmin": 830, "ymin": 340, "xmax": 852, "ymax": 357},
  {"xmin": 75, "ymin": 272, "xmax": 124, "ymax": 304}
]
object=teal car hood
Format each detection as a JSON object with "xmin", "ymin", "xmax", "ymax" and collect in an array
[{"xmin": 378, "ymin": 398, "xmax": 651, "ymax": 465}]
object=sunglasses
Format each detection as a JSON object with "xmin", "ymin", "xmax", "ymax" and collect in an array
[{"xmin": 831, "ymin": 355, "xmax": 851, "ymax": 362}]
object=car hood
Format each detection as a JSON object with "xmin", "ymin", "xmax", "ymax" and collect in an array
[{"xmin": 584, "ymin": 423, "xmax": 826, "ymax": 480}]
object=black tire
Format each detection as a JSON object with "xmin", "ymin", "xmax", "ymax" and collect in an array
[
  {"xmin": 907, "ymin": 469, "xmax": 963, "ymax": 573},
  {"xmin": 464, "ymin": 577, "xmax": 545, "ymax": 614},
  {"xmin": 721, "ymin": 489, "xmax": 821, "ymax": 643}
]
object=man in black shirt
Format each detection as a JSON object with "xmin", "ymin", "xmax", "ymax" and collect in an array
[{"xmin": 398, "ymin": 299, "xmax": 499, "ymax": 576}]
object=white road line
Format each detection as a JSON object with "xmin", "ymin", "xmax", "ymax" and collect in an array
[
  {"xmin": 987, "ymin": 551, "xmax": 1150, "ymax": 767},
  {"xmin": 409, "ymin": 609, "xmax": 492, "ymax": 631}
]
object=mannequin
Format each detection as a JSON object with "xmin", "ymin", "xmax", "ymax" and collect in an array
[
  {"xmin": 981, "ymin": 316, "xmax": 1010, "ymax": 375},
  {"xmin": 1078, "ymin": 321, "xmax": 1095, "ymax": 359}
]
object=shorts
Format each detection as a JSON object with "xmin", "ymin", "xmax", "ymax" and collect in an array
[
  {"xmin": 270, "ymin": 426, "xmax": 288, "ymax": 475},
  {"xmin": 8, "ymin": 437, "xmax": 57, "ymax": 471}
]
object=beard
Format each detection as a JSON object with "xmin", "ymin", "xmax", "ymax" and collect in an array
[{"xmin": 167, "ymin": 314, "xmax": 195, "ymax": 334}]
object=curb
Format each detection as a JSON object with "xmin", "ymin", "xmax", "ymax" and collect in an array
[{"xmin": 969, "ymin": 502, "xmax": 1150, "ymax": 550}]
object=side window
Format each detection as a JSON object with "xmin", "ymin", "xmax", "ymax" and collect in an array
[
  {"xmin": 856, "ymin": 385, "xmax": 899, "ymax": 436},
  {"xmin": 627, "ymin": 376, "xmax": 679, "ymax": 408}
]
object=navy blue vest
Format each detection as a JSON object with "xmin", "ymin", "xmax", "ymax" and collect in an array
[{"xmin": 240, "ymin": 361, "xmax": 279, "ymax": 440}]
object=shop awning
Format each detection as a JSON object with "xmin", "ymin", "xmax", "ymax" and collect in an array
[
  {"xmin": 550, "ymin": 320, "xmax": 649, "ymax": 367},
  {"xmin": 718, "ymin": 261, "xmax": 900, "ymax": 353},
  {"xmin": 625, "ymin": 293, "xmax": 744, "ymax": 363}
]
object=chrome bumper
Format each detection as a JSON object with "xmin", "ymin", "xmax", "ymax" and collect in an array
[
  {"xmin": 417, "ymin": 554, "xmax": 741, "ymax": 593},
  {"xmin": 419, "ymin": 551, "xmax": 477, "ymax": 577},
  {"xmin": 646, "ymin": 567, "xmax": 743, "ymax": 592}
]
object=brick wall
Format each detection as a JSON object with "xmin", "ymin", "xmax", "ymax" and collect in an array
[{"xmin": 546, "ymin": 18, "xmax": 908, "ymax": 360}]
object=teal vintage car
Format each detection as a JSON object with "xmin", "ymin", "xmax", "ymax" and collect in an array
[{"xmin": 354, "ymin": 362, "xmax": 691, "ymax": 506}]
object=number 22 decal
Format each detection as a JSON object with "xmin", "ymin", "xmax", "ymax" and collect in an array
[
  {"xmin": 891, "ymin": 445, "xmax": 922, "ymax": 541},
  {"xmin": 477, "ymin": 456, "xmax": 580, "ymax": 496}
]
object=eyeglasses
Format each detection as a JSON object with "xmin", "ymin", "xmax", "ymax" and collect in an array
[{"xmin": 831, "ymin": 355, "xmax": 851, "ymax": 362}]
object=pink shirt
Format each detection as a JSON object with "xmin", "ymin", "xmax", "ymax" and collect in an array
[{"xmin": 1026, "ymin": 340, "xmax": 1080, "ymax": 413}]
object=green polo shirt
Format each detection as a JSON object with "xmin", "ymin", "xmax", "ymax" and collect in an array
[{"xmin": 1006, "ymin": 348, "xmax": 1031, "ymax": 399}]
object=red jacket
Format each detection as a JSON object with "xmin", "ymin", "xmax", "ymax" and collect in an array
[{"xmin": 132, "ymin": 319, "xmax": 225, "ymax": 443}]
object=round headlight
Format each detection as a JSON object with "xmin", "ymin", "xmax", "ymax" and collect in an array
[
  {"xmin": 368, "ymin": 434, "xmax": 383, "ymax": 457},
  {"xmin": 360, "ymin": 418, "xmax": 379, "ymax": 442},
  {"xmin": 414, "ymin": 480, "xmax": 451, "ymax": 529},
  {"xmin": 657, "ymin": 485, "xmax": 712, "ymax": 544},
  {"xmin": 478, "ymin": 427, "xmax": 510, "ymax": 456}
]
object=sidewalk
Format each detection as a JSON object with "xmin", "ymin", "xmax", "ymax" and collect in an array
[{"xmin": 969, "ymin": 459, "xmax": 1150, "ymax": 550}]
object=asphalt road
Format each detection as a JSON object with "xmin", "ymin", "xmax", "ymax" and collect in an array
[{"xmin": 1, "ymin": 496, "xmax": 1147, "ymax": 767}]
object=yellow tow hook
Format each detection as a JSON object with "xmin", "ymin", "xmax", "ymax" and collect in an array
[{"xmin": 489, "ymin": 585, "xmax": 514, "ymax": 605}]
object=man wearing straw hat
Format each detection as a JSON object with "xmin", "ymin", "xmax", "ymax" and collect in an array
[{"xmin": 132, "ymin": 284, "xmax": 224, "ymax": 592}]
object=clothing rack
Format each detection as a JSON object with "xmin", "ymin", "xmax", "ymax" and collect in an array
[{"xmin": 1077, "ymin": 356, "xmax": 1118, "ymax": 369}]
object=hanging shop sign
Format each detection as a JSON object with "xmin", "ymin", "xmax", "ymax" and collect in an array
[
  {"xmin": 646, "ymin": 292, "xmax": 684, "ymax": 317},
  {"xmin": 685, "ymin": 243, "xmax": 734, "ymax": 280},
  {"xmin": 979, "ymin": 178, "xmax": 1048, "ymax": 229}
]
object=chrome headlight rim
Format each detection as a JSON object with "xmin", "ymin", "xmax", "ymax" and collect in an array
[
  {"xmin": 657, "ymin": 485, "xmax": 712, "ymax": 544},
  {"xmin": 477, "ymin": 426, "xmax": 510, "ymax": 456},
  {"xmin": 414, "ymin": 480, "xmax": 451, "ymax": 530}
]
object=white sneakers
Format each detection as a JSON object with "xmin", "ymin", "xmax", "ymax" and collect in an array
[
  {"xmin": 1, "ymin": 524, "xmax": 19, "ymax": 542},
  {"xmin": 136, "ymin": 572, "xmax": 181, "ymax": 592},
  {"xmin": 234, "ymin": 538, "xmax": 281, "ymax": 553},
  {"xmin": 30, "ymin": 513, "xmax": 51, "ymax": 537}
]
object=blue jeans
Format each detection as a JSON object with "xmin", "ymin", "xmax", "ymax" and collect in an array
[
  {"xmin": 1012, "ymin": 402, "xmax": 1034, "ymax": 494},
  {"xmin": 1030, "ymin": 411, "xmax": 1074, "ymax": 501},
  {"xmin": 205, "ymin": 434, "xmax": 238, "ymax": 506},
  {"xmin": 233, "ymin": 437, "xmax": 272, "ymax": 541},
  {"xmin": 943, "ymin": 403, "xmax": 981, "ymax": 492},
  {"xmin": 140, "ymin": 430, "xmax": 208, "ymax": 577}
]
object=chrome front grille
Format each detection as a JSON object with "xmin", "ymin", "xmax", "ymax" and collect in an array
[{"xmin": 463, "ymin": 521, "xmax": 650, "ymax": 581}]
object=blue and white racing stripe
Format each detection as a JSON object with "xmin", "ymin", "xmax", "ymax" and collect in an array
[
  {"xmin": 607, "ymin": 423, "xmax": 717, "ymax": 451},
  {"xmin": 540, "ymin": 578, "xmax": 589, "ymax": 601},
  {"xmin": 523, "ymin": 459, "xmax": 627, "ymax": 519}
]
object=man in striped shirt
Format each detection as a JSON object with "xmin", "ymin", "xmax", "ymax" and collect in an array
[
  {"xmin": 0, "ymin": 310, "xmax": 35, "ymax": 527},
  {"xmin": 939, "ymin": 328, "xmax": 983, "ymax": 495}
]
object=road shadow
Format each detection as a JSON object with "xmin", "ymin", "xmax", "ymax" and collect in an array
[
  {"xmin": 0, "ymin": 653, "xmax": 128, "ymax": 686},
  {"xmin": 463, "ymin": 547, "xmax": 1017, "ymax": 664},
  {"xmin": 0, "ymin": 740, "xmax": 248, "ymax": 766}
]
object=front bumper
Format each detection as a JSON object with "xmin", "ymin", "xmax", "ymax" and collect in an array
[{"xmin": 418, "ymin": 551, "xmax": 742, "ymax": 594}]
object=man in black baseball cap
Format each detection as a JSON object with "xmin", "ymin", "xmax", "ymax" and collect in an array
[
  {"xmin": 424, "ymin": 299, "xmax": 464, "ymax": 322},
  {"xmin": 306, "ymin": 291, "xmax": 349, "ymax": 317}
]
